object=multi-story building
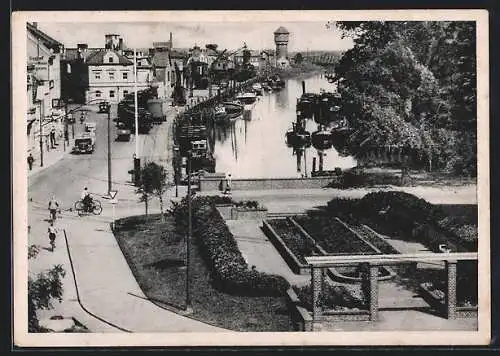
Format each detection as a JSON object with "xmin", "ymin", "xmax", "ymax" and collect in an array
[
  {"xmin": 62, "ymin": 34, "xmax": 159, "ymax": 104},
  {"xmin": 26, "ymin": 22, "xmax": 64, "ymax": 153}
]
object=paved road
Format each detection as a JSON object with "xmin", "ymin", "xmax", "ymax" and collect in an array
[{"xmin": 27, "ymin": 104, "xmax": 225, "ymax": 332}]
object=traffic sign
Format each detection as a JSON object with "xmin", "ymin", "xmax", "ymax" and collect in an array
[{"xmin": 109, "ymin": 190, "xmax": 118, "ymax": 199}]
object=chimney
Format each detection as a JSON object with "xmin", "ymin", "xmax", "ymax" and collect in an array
[
  {"xmin": 32, "ymin": 22, "xmax": 37, "ymax": 28},
  {"xmin": 169, "ymin": 32, "xmax": 173, "ymax": 49},
  {"xmin": 119, "ymin": 38, "xmax": 123, "ymax": 50}
]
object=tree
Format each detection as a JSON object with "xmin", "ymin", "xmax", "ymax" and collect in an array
[
  {"xmin": 242, "ymin": 49, "xmax": 251, "ymax": 66},
  {"xmin": 137, "ymin": 162, "xmax": 169, "ymax": 219},
  {"xmin": 293, "ymin": 52, "xmax": 303, "ymax": 64},
  {"xmin": 332, "ymin": 21, "xmax": 476, "ymax": 176},
  {"xmin": 28, "ymin": 245, "xmax": 66, "ymax": 332}
]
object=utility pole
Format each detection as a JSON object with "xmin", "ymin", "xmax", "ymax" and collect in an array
[
  {"xmin": 107, "ymin": 103, "xmax": 112, "ymax": 194},
  {"xmin": 185, "ymin": 150, "xmax": 192, "ymax": 312},
  {"xmin": 133, "ymin": 48, "xmax": 140, "ymax": 185}
]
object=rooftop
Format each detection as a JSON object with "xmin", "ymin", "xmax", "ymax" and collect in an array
[
  {"xmin": 274, "ymin": 26, "xmax": 289, "ymax": 34},
  {"xmin": 86, "ymin": 49, "xmax": 133, "ymax": 65}
]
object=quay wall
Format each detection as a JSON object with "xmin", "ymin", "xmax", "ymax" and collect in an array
[{"xmin": 199, "ymin": 176, "xmax": 340, "ymax": 192}]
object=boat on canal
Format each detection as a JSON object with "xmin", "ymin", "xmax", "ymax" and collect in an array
[
  {"xmin": 265, "ymin": 74, "xmax": 285, "ymax": 91},
  {"xmin": 285, "ymin": 122, "xmax": 311, "ymax": 148},
  {"xmin": 311, "ymin": 127, "xmax": 333, "ymax": 150},
  {"xmin": 315, "ymin": 91, "xmax": 342, "ymax": 124},
  {"xmin": 236, "ymin": 92, "xmax": 258, "ymax": 111},
  {"xmin": 296, "ymin": 93, "xmax": 318, "ymax": 119},
  {"xmin": 252, "ymin": 82, "xmax": 264, "ymax": 96},
  {"xmin": 220, "ymin": 101, "xmax": 244, "ymax": 120}
]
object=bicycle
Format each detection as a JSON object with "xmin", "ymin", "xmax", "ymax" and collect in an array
[
  {"xmin": 49, "ymin": 208, "xmax": 61, "ymax": 223},
  {"xmin": 74, "ymin": 199, "xmax": 102, "ymax": 216}
]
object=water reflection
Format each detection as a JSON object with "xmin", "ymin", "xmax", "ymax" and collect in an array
[{"xmin": 211, "ymin": 74, "xmax": 357, "ymax": 178}]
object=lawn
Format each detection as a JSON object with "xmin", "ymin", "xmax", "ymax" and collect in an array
[{"xmin": 113, "ymin": 214, "xmax": 293, "ymax": 332}]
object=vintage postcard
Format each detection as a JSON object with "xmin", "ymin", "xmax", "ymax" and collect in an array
[{"xmin": 12, "ymin": 10, "xmax": 490, "ymax": 347}]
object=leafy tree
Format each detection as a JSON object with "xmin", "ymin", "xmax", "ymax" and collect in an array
[
  {"xmin": 332, "ymin": 21, "xmax": 476, "ymax": 176},
  {"xmin": 28, "ymin": 245, "xmax": 66, "ymax": 332},
  {"xmin": 242, "ymin": 49, "xmax": 251, "ymax": 65},
  {"xmin": 293, "ymin": 52, "xmax": 303, "ymax": 64},
  {"xmin": 137, "ymin": 162, "xmax": 169, "ymax": 219}
]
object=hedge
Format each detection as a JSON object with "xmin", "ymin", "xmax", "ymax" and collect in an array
[{"xmin": 170, "ymin": 196, "xmax": 290, "ymax": 296}]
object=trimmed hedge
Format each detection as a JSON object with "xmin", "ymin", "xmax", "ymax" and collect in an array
[
  {"xmin": 326, "ymin": 191, "xmax": 477, "ymax": 252},
  {"xmin": 171, "ymin": 196, "xmax": 290, "ymax": 296}
]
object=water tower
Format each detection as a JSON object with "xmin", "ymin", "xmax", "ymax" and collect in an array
[{"xmin": 274, "ymin": 26, "xmax": 290, "ymax": 67}]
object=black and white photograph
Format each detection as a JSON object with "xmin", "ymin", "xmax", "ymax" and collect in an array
[{"xmin": 12, "ymin": 10, "xmax": 489, "ymax": 346}]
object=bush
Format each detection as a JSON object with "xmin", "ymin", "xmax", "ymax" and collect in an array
[{"xmin": 172, "ymin": 196, "xmax": 290, "ymax": 296}]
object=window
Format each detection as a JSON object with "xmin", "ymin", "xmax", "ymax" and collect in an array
[
  {"xmin": 94, "ymin": 72, "xmax": 101, "ymax": 80},
  {"xmin": 109, "ymin": 72, "xmax": 115, "ymax": 80},
  {"xmin": 122, "ymin": 72, "xmax": 128, "ymax": 80},
  {"xmin": 108, "ymin": 56, "xmax": 114, "ymax": 63},
  {"xmin": 123, "ymin": 90, "xmax": 128, "ymax": 96},
  {"xmin": 95, "ymin": 91, "xmax": 101, "ymax": 98},
  {"xmin": 109, "ymin": 90, "xmax": 115, "ymax": 98},
  {"xmin": 66, "ymin": 63, "xmax": 72, "ymax": 74}
]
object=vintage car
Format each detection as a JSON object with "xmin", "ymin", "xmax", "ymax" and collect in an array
[
  {"xmin": 116, "ymin": 122, "xmax": 131, "ymax": 141},
  {"xmin": 98, "ymin": 101, "xmax": 110, "ymax": 113},
  {"xmin": 72, "ymin": 133, "xmax": 95, "ymax": 154}
]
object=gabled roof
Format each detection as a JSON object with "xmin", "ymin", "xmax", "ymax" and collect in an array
[
  {"xmin": 27, "ymin": 23, "xmax": 63, "ymax": 50},
  {"xmin": 63, "ymin": 48, "xmax": 101, "ymax": 61},
  {"xmin": 86, "ymin": 50, "xmax": 133, "ymax": 65}
]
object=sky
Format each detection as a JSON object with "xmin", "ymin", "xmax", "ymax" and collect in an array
[{"xmin": 37, "ymin": 21, "xmax": 354, "ymax": 52}]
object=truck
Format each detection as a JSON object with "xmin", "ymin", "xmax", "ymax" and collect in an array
[{"xmin": 72, "ymin": 133, "xmax": 95, "ymax": 154}]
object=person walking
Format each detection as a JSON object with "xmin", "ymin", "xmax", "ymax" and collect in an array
[
  {"xmin": 27, "ymin": 153, "xmax": 34, "ymax": 171},
  {"xmin": 50, "ymin": 127, "xmax": 56, "ymax": 148},
  {"xmin": 224, "ymin": 173, "xmax": 232, "ymax": 195},
  {"xmin": 48, "ymin": 222, "xmax": 57, "ymax": 251}
]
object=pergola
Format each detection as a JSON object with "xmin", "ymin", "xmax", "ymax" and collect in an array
[{"xmin": 305, "ymin": 252, "xmax": 478, "ymax": 330}]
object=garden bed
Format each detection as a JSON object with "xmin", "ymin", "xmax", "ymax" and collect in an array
[
  {"xmin": 113, "ymin": 213, "xmax": 293, "ymax": 331},
  {"xmin": 325, "ymin": 192, "xmax": 478, "ymax": 253},
  {"xmin": 216, "ymin": 201, "xmax": 268, "ymax": 220}
]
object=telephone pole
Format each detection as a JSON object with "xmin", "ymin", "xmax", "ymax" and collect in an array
[{"xmin": 107, "ymin": 103, "xmax": 112, "ymax": 194}]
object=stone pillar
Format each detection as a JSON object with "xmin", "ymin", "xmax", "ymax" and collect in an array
[
  {"xmin": 369, "ymin": 264, "xmax": 379, "ymax": 321},
  {"xmin": 445, "ymin": 260, "xmax": 457, "ymax": 319},
  {"xmin": 311, "ymin": 267, "xmax": 323, "ymax": 326}
]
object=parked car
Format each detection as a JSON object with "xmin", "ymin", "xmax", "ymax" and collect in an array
[
  {"xmin": 116, "ymin": 122, "xmax": 131, "ymax": 141},
  {"xmin": 72, "ymin": 133, "xmax": 95, "ymax": 154},
  {"xmin": 98, "ymin": 101, "xmax": 110, "ymax": 113}
]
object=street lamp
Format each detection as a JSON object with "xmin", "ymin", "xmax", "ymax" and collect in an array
[
  {"xmin": 107, "ymin": 102, "xmax": 112, "ymax": 194},
  {"xmin": 173, "ymin": 145, "xmax": 180, "ymax": 197},
  {"xmin": 185, "ymin": 149, "xmax": 192, "ymax": 312}
]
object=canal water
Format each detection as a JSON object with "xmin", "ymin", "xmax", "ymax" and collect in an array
[{"xmin": 209, "ymin": 74, "xmax": 357, "ymax": 179}]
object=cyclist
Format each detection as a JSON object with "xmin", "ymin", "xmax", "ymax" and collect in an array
[
  {"xmin": 48, "ymin": 222, "xmax": 57, "ymax": 251},
  {"xmin": 48, "ymin": 195, "xmax": 60, "ymax": 222},
  {"xmin": 81, "ymin": 187, "xmax": 92, "ymax": 212}
]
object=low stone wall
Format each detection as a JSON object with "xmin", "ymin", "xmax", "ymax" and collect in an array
[
  {"xmin": 216, "ymin": 205, "xmax": 268, "ymax": 220},
  {"xmin": 199, "ymin": 176, "xmax": 340, "ymax": 192},
  {"xmin": 419, "ymin": 283, "xmax": 478, "ymax": 319},
  {"xmin": 286, "ymin": 288, "xmax": 370, "ymax": 331}
]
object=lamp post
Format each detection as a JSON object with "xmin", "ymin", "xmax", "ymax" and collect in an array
[
  {"xmin": 173, "ymin": 145, "xmax": 180, "ymax": 197},
  {"xmin": 185, "ymin": 150, "xmax": 192, "ymax": 312},
  {"xmin": 107, "ymin": 102, "xmax": 112, "ymax": 194}
]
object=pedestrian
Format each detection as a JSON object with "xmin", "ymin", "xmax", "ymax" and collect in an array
[
  {"xmin": 27, "ymin": 153, "xmax": 34, "ymax": 171},
  {"xmin": 48, "ymin": 222, "xmax": 57, "ymax": 251},
  {"xmin": 50, "ymin": 127, "xmax": 56, "ymax": 148},
  {"xmin": 224, "ymin": 173, "xmax": 232, "ymax": 195}
]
